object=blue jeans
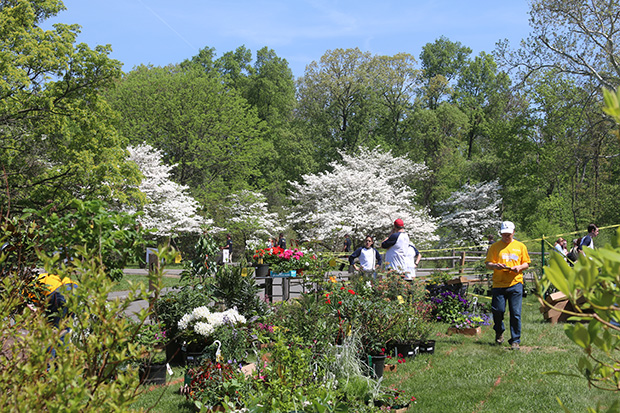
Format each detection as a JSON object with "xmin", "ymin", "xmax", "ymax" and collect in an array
[{"xmin": 491, "ymin": 283, "xmax": 523, "ymax": 344}]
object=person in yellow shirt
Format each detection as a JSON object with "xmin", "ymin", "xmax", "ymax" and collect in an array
[
  {"xmin": 485, "ymin": 221, "xmax": 530, "ymax": 350},
  {"xmin": 36, "ymin": 273, "xmax": 78, "ymax": 327}
]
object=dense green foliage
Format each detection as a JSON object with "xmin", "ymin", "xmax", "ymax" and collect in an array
[
  {"xmin": 0, "ymin": 0, "xmax": 140, "ymax": 214},
  {"xmin": 3, "ymin": 0, "xmax": 620, "ymax": 245}
]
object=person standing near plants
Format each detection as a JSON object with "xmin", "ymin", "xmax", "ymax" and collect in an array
[
  {"xmin": 349, "ymin": 235, "xmax": 382, "ymax": 277},
  {"xmin": 485, "ymin": 221, "xmax": 530, "ymax": 350},
  {"xmin": 381, "ymin": 219, "xmax": 410, "ymax": 274},
  {"xmin": 220, "ymin": 233, "xmax": 233, "ymax": 263},
  {"xmin": 578, "ymin": 224, "xmax": 599, "ymax": 257}
]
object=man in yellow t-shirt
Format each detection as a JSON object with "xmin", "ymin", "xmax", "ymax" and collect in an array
[
  {"xmin": 485, "ymin": 221, "xmax": 530, "ymax": 350},
  {"xmin": 37, "ymin": 273, "xmax": 78, "ymax": 327}
]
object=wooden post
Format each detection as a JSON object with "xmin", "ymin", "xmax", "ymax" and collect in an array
[
  {"xmin": 459, "ymin": 251, "xmax": 466, "ymax": 274},
  {"xmin": 541, "ymin": 237, "xmax": 545, "ymax": 276},
  {"xmin": 451, "ymin": 249, "xmax": 456, "ymax": 269},
  {"xmin": 148, "ymin": 252, "xmax": 160, "ymax": 318}
]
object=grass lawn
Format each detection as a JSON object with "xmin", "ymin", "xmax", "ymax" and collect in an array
[
  {"xmin": 111, "ymin": 273, "xmax": 181, "ymax": 293},
  {"xmin": 130, "ymin": 294, "xmax": 618, "ymax": 412}
]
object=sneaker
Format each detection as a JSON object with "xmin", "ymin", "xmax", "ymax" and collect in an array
[
  {"xmin": 511, "ymin": 342, "xmax": 520, "ymax": 350},
  {"xmin": 495, "ymin": 334, "xmax": 504, "ymax": 345}
]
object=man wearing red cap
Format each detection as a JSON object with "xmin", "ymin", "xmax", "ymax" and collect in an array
[{"xmin": 381, "ymin": 218, "xmax": 410, "ymax": 274}]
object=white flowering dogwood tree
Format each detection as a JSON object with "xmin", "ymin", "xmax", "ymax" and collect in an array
[
  {"xmin": 126, "ymin": 144, "xmax": 208, "ymax": 236},
  {"xmin": 436, "ymin": 179, "xmax": 502, "ymax": 246},
  {"xmin": 218, "ymin": 189, "xmax": 283, "ymax": 250},
  {"xmin": 288, "ymin": 146, "xmax": 438, "ymax": 247}
]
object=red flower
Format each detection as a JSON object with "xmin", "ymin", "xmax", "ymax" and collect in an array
[
  {"xmin": 340, "ymin": 286, "xmax": 345, "ymax": 290},
  {"xmin": 338, "ymin": 301, "xmax": 342, "ymax": 305},
  {"xmin": 348, "ymin": 289, "xmax": 356, "ymax": 295},
  {"xmin": 326, "ymin": 299, "xmax": 331, "ymax": 304}
]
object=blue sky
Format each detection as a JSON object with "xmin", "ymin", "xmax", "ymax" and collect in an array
[{"xmin": 44, "ymin": 0, "xmax": 532, "ymax": 78}]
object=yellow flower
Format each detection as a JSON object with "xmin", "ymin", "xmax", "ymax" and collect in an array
[{"xmin": 329, "ymin": 276, "xmax": 337, "ymax": 283}]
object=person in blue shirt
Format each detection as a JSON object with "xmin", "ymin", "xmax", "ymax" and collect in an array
[
  {"xmin": 578, "ymin": 224, "xmax": 598, "ymax": 256},
  {"xmin": 349, "ymin": 235, "xmax": 382, "ymax": 277}
]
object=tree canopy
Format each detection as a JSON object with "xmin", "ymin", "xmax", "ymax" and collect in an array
[{"xmin": 0, "ymin": 0, "xmax": 138, "ymax": 213}]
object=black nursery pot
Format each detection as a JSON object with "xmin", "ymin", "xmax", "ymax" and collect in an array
[
  {"xmin": 420, "ymin": 340, "xmax": 436, "ymax": 354},
  {"xmin": 139, "ymin": 363, "xmax": 167, "ymax": 385}
]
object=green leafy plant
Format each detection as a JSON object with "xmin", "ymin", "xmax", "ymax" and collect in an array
[
  {"xmin": 429, "ymin": 289, "xmax": 469, "ymax": 324},
  {"xmin": 374, "ymin": 385, "xmax": 417, "ymax": 410},
  {"xmin": 180, "ymin": 233, "xmax": 219, "ymax": 283},
  {"xmin": 0, "ymin": 222, "xmax": 177, "ymax": 411},
  {"xmin": 29, "ymin": 199, "xmax": 147, "ymax": 281},
  {"xmin": 538, "ymin": 227, "xmax": 620, "ymax": 395},
  {"xmin": 213, "ymin": 260, "xmax": 267, "ymax": 317},
  {"xmin": 184, "ymin": 359, "xmax": 249, "ymax": 411}
]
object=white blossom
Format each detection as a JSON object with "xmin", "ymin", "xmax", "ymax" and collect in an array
[
  {"xmin": 219, "ymin": 189, "xmax": 283, "ymax": 246},
  {"xmin": 287, "ymin": 146, "xmax": 438, "ymax": 246},
  {"xmin": 436, "ymin": 180, "xmax": 502, "ymax": 247},
  {"xmin": 125, "ymin": 143, "xmax": 210, "ymax": 236},
  {"xmin": 178, "ymin": 306, "xmax": 246, "ymax": 339}
]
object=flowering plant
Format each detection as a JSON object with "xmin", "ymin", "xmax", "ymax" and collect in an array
[
  {"xmin": 375, "ymin": 385, "xmax": 417, "ymax": 409},
  {"xmin": 178, "ymin": 306, "xmax": 246, "ymax": 346},
  {"xmin": 184, "ymin": 359, "xmax": 248, "ymax": 410},
  {"xmin": 132, "ymin": 322, "xmax": 167, "ymax": 348},
  {"xmin": 429, "ymin": 289, "xmax": 469, "ymax": 324},
  {"xmin": 452, "ymin": 311, "xmax": 492, "ymax": 329},
  {"xmin": 252, "ymin": 246, "xmax": 317, "ymax": 274},
  {"xmin": 326, "ymin": 283, "xmax": 404, "ymax": 355},
  {"xmin": 385, "ymin": 353, "xmax": 406, "ymax": 365}
]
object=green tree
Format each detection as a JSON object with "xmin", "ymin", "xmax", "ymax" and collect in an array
[
  {"xmin": 0, "ymin": 0, "xmax": 139, "ymax": 213},
  {"xmin": 296, "ymin": 48, "xmax": 374, "ymax": 165},
  {"xmin": 453, "ymin": 52, "xmax": 513, "ymax": 161},
  {"xmin": 105, "ymin": 64, "xmax": 270, "ymax": 211},
  {"xmin": 419, "ymin": 36, "xmax": 472, "ymax": 109},
  {"xmin": 370, "ymin": 53, "xmax": 419, "ymax": 152}
]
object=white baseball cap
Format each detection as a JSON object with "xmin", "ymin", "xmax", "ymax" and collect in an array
[{"xmin": 500, "ymin": 221, "xmax": 515, "ymax": 234}]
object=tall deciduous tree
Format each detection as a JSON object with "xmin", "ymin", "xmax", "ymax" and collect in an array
[
  {"xmin": 0, "ymin": 0, "xmax": 138, "ymax": 213},
  {"xmin": 105, "ymin": 64, "xmax": 270, "ymax": 211},
  {"xmin": 419, "ymin": 36, "xmax": 472, "ymax": 109},
  {"xmin": 371, "ymin": 53, "xmax": 420, "ymax": 152},
  {"xmin": 296, "ymin": 48, "xmax": 374, "ymax": 165},
  {"xmin": 287, "ymin": 146, "xmax": 437, "ymax": 248},
  {"xmin": 125, "ymin": 144, "xmax": 208, "ymax": 237},
  {"xmin": 496, "ymin": 0, "xmax": 620, "ymax": 231},
  {"xmin": 498, "ymin": 0, "xmax": 620, "ymax": 91}
]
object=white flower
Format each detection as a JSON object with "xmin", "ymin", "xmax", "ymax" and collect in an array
[
  {"xmin": 178, "ymin": 306, "xmax": 246, "ymax": 339},
  {"xmin": 194, "ymin": 321, "xmax": 215, "ymax": 337},
  {"xmin": 178, "ymin": 313, "xmax": 193, "ymax": 330}
]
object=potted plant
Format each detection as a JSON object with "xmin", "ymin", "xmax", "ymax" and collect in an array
[
  {"xmin": 384, "ymin": 352, "xmax": 406, "ymax": 372},
  {"xmin": 183, "ymin": 359, "xmax": 249, "ymax": 412},
  {"xmin": 447, "ymin": 311, "xmax": 492, "ymax": 336},
  {"xmin": 131, "ymin": 321, "xmax": 169, "ymax": 385},
  {"xmin": 177, "ymin": 305, "xmax": 248, "ymax": 363},
  {"xmin": 374, "ymin": 385, "xmax": 417, "ymax": 412},
  {"xmin": 392, "ymin": 302, "xmax": 433, "ymax": 358},
  {"xmin": 155, "ymin": 281, "xmax": 215, "ymax": 364}
]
